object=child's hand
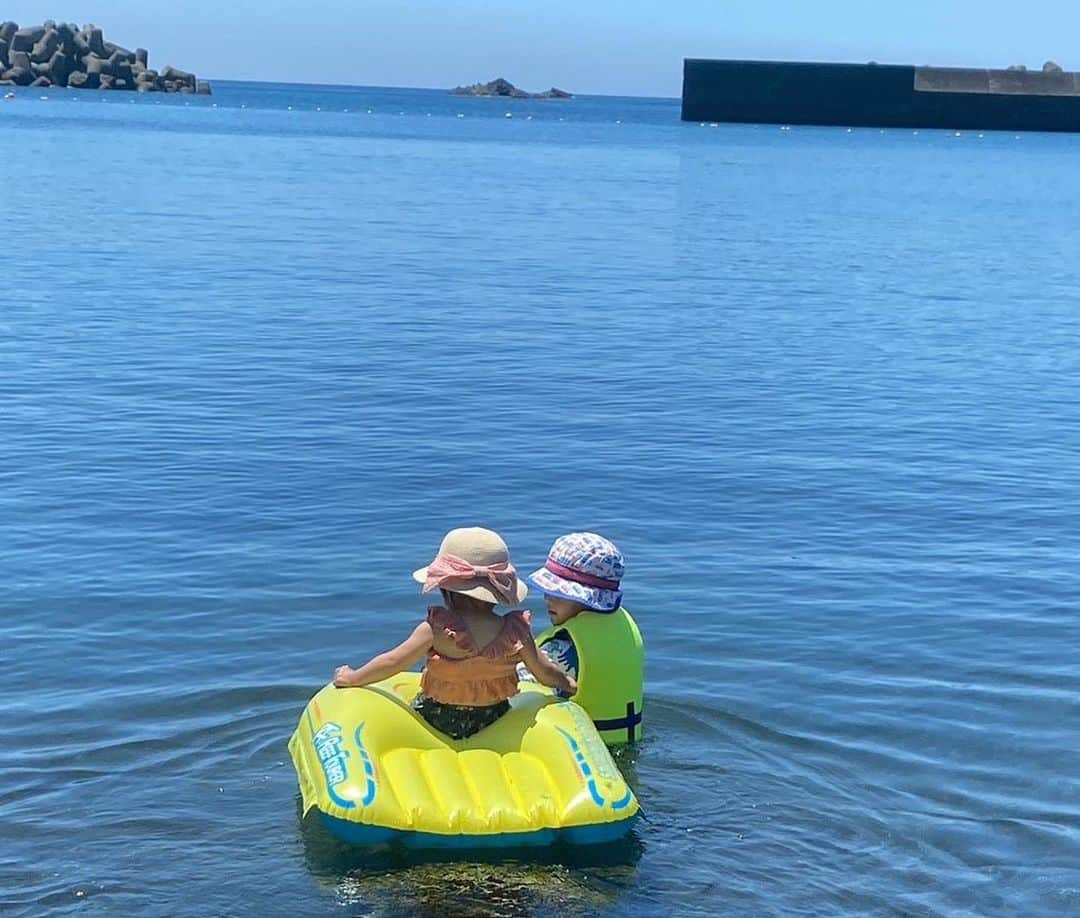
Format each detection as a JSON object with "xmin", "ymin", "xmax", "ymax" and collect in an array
[
  {"xmin": 333, "ymin": 665, "xmax": 357, "ymax": 687},
  {"xmin": 564, "ymin": 675, "xmax": 578, "ymax": 696}
]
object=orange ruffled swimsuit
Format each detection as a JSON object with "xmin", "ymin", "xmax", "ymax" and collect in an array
[
  {"xmin": 414, "ymin": 606, "xmax": 532, "ymax": 740},
  {"xmin": 420, "ymin": 606, "xmax": 532, "ymax": 705}
]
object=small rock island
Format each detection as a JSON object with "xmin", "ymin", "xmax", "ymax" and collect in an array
[
  {"xmin": 450, "ymin": 78, "xmax": 572, "ymax": 99},
  {"xmin": 0, "ymin": 20, "xmax": 210, "ymax": 93}
]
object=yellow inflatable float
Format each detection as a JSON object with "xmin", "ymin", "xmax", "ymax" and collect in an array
[{"xmin": 289, "ymin": 674, "xmax": 639, "ymax": 847}]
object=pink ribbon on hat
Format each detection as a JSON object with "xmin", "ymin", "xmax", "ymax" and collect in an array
[
  {"xmin": 544, "ymin": 559, "xmax": 621, "ymax": 591},
  {"xmin": 422, "ymin": 553, "xmax": 520, "ymax": 605}
]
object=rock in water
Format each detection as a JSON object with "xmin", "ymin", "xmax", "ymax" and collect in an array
[
  {"xmin": 84, "ymin": 54, "xmax": 109, "ymax": 76},
  {"xmin": 46, "ymin": 50, "xmax": 70, "ymax": 86},
  {"xmin": 55, "ymin": 23, "xmax": 76, "ymax": 53},
  {"xmin": 83, "ymin": 26, "xmax": 105, "ymax": 57},
  {"xmin": 104, "ymin": 41, "xmax": 135, "ymax": 63},
  {"xmin": 11, "ymin": 27, "xmax": 45, "ymax": 52},
  {"xmin": 160, "ymin": 65, "xmax": 196, "ymax": 88},
  {"xmin": 107, "ymin": 50, "xmax": 128, "ymax": 75},
  {"xmin": 30, "ymin": 28, "xmax": 59, "ymax": 63},
  {"xmin": 450, "ymin": 77, "xmax": 574, "ymax": 99},
  {"xmin": 5, "ymin": 66, "xmax": 32, "ymax": 86},
  {"xmin": 1, "ymin": 20, "xmax": 207, "ymax": 93}
]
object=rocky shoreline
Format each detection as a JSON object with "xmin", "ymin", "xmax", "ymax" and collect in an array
[
  {"xmin": 0, "ymin": 20, "xmax": 210, "ymax": 93},
  {"xmin": 450, "ymin": 78, "xmax": 571, "ymax": 99}
]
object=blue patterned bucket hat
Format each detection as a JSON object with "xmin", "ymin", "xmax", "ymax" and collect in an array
[{"xmin": 525, "ymin": 533, "xmax": 624, "ymax": 613}]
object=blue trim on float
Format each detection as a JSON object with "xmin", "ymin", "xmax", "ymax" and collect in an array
[
  {"xmin": 562, "ymin": 820, "xmax": 636, "ymax": 845},
  {"xmin": 318, "ymin": 812, "xmax": 637, "ymax": 848},
  {"xmin": 553, "ymin": 726, "xmax": 607, "ymax": 808},
  {"xmin": 352, "ymin": 724, "xmax": 377, "ymax": 806}
]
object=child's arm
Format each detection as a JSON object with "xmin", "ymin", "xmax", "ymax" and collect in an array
[
  {"xmin": 518, "ymin": 633, "xmax": 577, "ymax": 696},
  {"xmin": 333, "ymin": 622, "xmax": 434, "ymax": 688}
]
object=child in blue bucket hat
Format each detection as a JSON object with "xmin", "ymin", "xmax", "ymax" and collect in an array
[{"xmin": 520, "ymin": 533, "xmax": 644, "ymax": 745}]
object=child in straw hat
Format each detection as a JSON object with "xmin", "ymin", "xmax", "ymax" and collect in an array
[{"xmin": 333, "ymin": 527, "xmax": 576, "ymax": 739}]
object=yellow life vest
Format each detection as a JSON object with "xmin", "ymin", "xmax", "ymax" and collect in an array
[{"xmin": 536, "ymin": 607, "xmax": 644, "ymax": 745}]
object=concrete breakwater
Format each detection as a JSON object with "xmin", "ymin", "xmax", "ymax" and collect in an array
[
  {"xmin": 682, "ymin": 58, "xmax": 1080, "ymax": 132},
  {"xmin": 0, "ymin": 20, "xmax": 210, "ymax": 93}
]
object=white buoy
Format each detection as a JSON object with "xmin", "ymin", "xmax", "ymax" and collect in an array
[
  {"xmin": 457, "ymin": 113, "xmax": 464, "ymax": 118},
  {"xmin": 504, "ymin": 112, "xmax": 512, "ymax": 118}
]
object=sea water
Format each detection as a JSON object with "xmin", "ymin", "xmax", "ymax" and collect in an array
[{"xmin": 2, "ymin": 81, "xmax": 1080, "ymax": 916}]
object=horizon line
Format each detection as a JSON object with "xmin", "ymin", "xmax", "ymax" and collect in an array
[{"xmin": 197, "ymin": 77, "xmax": 679, "ymax": 101}]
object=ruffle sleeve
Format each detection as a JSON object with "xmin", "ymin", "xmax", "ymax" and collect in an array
[
  {"xmin": 426, "ymin": 605, "xmax": 474, "ymax": 653},
  {"xmin": 498, "ymin": 609, "xmax": 533, "ymax": 656}
]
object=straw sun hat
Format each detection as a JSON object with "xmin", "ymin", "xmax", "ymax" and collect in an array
[{"xmin": 412, "ymin": 527, "xmax": 528, "ymax": 606}]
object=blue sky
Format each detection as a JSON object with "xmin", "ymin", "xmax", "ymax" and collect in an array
[{"xmin": 6, "ymin": 1, "xmax": 1079, "ymax": 96}]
